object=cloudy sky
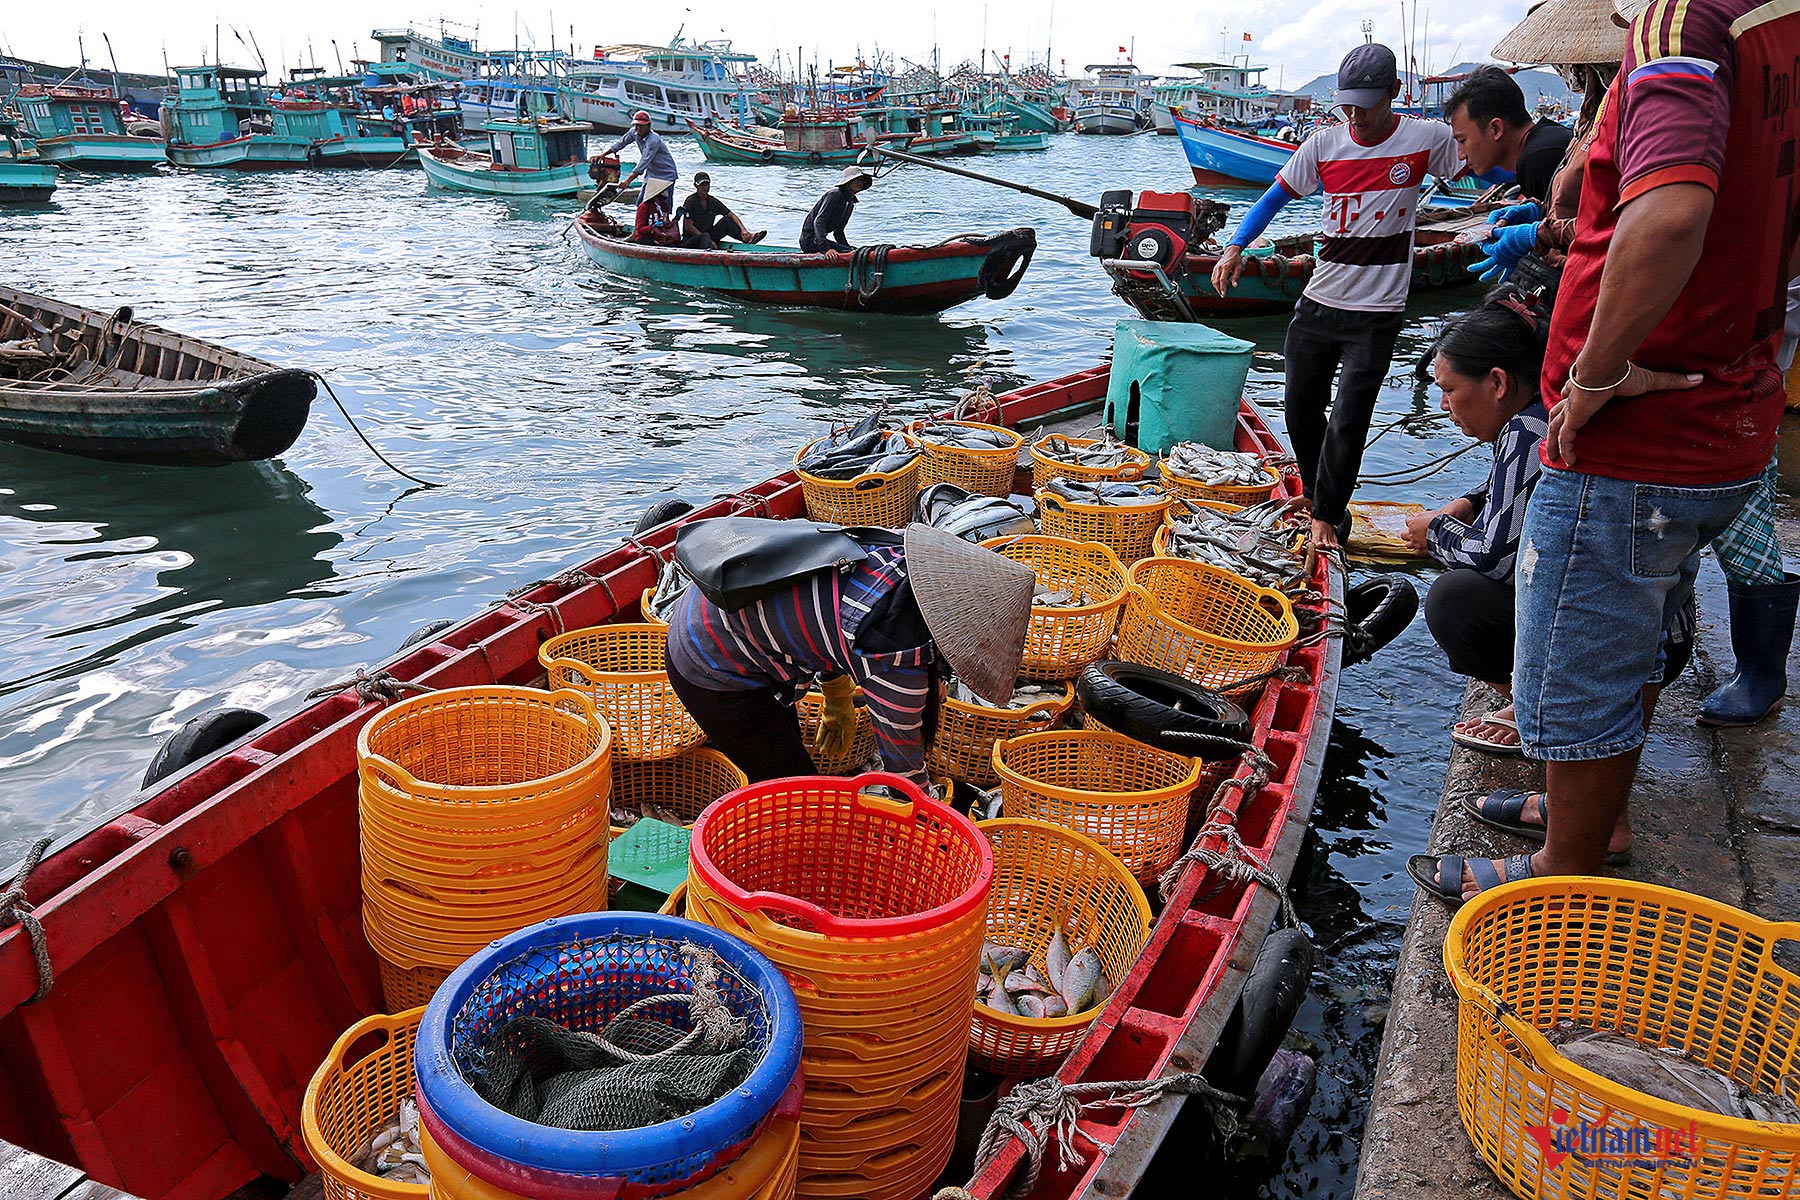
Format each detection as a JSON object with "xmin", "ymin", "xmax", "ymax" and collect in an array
[{"xmin": 2, "ymin": 0, "xmax": 1531, "ymax": 86}]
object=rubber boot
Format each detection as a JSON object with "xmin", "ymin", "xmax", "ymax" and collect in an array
[{"xmin": 1697, "ymin": 572, "xmax": 1800, "ymax": 727}]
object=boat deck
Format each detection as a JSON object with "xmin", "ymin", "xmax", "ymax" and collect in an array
[{"xmin": 0, "ymin": 1139, "xmax": 137, "ymax": 1200}]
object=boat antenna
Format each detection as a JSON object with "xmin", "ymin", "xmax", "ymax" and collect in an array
[
  {"xmin": 248, "ymin": 29, "xmax": 268, "ymax": 73},
  {"xmin": 103, "ymin": 32, "xmax": 123, "ymax": 96},
  {"xmin": 332, "ymin": 39, "xmax": 344, "ymax": 74}
]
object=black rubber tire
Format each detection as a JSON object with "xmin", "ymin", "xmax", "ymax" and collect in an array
[
  {"xmin": 143, "ymin": 707, "xmax": 270, "ymax": 789},
  {"xmin": 807, "ymin": 151, "xmax": 823, "ymax": 165},
  {"xmin": 1204, "ymin": 926, "xmax": 1315, "ymax": 1096},
  {"xmin": 398, "ymin": 618, "xmax": 458, "ymax": 651},
  {"xmin": 1077, "ymin": 661, "xmax": 1250, "ymax": 751},
  {"xmin": 760, "ymin": 148, "xmax": 775, "ymax": 163},
  {"xmin": 1343, "ymin": 575, "xmax": 1419, "ymax": 667},
  {"xmin": 634, "ymin": 497, "xmax": 695, "ymax": 535}
]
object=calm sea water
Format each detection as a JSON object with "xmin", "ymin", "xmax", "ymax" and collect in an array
[{"xmin": 0, "ymin": 132, "xmax": 1482, "ymax": 1196}]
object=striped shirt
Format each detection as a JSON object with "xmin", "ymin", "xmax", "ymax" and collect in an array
[
  {"xmin": 1427, "ymin": 401, "xmax": 1548, "ymax": 582},
  {"xmin": 664, "ymin": 540, "xmax": 936, "ymax": 786},
  {"xmin": 1276, "ymin": 116, "xmax": 1461, "ymax": 313}
]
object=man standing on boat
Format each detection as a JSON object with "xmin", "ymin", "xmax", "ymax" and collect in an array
[
  {"xmin": 1209, "ymin": 44, "xmax": 1460, "ymax": 549},
  {"xmin": 603, "ymin": 110, "xmax": 680, "ymax": 242},
  {"xmin": 800, "ymin": 167, "xmax": 873, "ymax": 254}
]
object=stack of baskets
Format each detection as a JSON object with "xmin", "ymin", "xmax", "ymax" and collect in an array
[
  {"xmin": 540, "ymin": 623, "xmax": 704, "ymax": 763},
  {"xmin": 906, "ymin": 420, "xmax": 1024, "ymax": 497},
  {"xmin": 793, "ymin": 437, "xmax": 921, "ymax": 529},
  {"xmin": 414, "ymin": 912, "xmax": 805, "ymax": 1200},
  {"xmin": 985, "ymin": 535, "xmax": 1132, "ymax": 682},
  {"xmin": 358, "ymin": 687, "xmax": 614, "ymax": 1010},
  {"xmin": 685, "ymin": 774, "xmax": 994, "ymax": 1200},
  {"xmin": 1117, "ymin": 558, "xmax": 1298, "ymax": 694}
]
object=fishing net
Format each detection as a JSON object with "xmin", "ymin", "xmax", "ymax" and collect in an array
[{"xmin": 455, "ymin": 939, "xmax": 764, "ymax": 1133}]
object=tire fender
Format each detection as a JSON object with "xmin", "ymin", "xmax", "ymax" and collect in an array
[
  {"xmin": 1076, "ymin": 661, "xmax": 1251, "ymax": 751},
  {"xmin": 1343, "ymin": 576, "xmax": 1419, "ymax": 667},
  {"xmin": 143, "ymin": 707, "xmax": 270, "ymax": 789},
  {"xmin": 634, "ymin": 496, "xmax": 695, "ymax": 534},
  {"xmin": 1204, "ymin": 926, "xmax": 1315, "ymax": 1096},
  {"xmin": 398, "ymin": 618, "xmax": 458, "ymax": 651},
  {"xmin": 807, "ymin": 151, "xmax": 823, "ymax": 165}
]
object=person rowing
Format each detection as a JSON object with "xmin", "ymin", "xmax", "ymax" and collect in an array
[{"xmin": 800, "ymin": 166, "xmax": 873, "ymax": 254}]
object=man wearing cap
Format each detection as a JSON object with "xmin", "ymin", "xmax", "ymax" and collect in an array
[
  {"xmin": 603, "ymin": 111, "xmax": 680, "ymax": 243},
  {"xmin": 663, "ymin": 523, "xmax": 1034, "ymax": 789},
  {"xmin": 800, "ymin": 166, "xmax": 873, "ymax": 254},
  {"xmin": 678, "ymin": 171, "xmax": 766, "ymax": 249},
  {"xmin": 1210, "ymin": 43, "xmax": 1460, "ymax": 549},
  {"xmin": 1407, "ymin": 0, "xmax": 1800, "ymax": 902}
]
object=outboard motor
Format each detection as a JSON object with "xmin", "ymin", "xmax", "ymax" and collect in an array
[
  {"xmin": 1088, "ymin": 189, "xmax": 1133, "ymax": 260},
  {"xmin": 1120, "ymin": 190, "xmax": 1200, "ymax": 273}
]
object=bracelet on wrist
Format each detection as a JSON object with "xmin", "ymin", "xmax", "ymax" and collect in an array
[{"xmin": 1568, "ymin": 360, "xmax": 1633, "ymax": 394}]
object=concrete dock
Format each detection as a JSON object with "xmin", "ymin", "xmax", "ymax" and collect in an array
[{"xmin": 1353, "ymin": 521, "xmax": 1800, "ymax": 1198}]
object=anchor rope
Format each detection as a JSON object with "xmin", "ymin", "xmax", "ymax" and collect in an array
[
  {"xmin": 506, "ymin": 569, "xmax": 601, "ymax": 599},
  {"xmin": 305, "ymin": 372, "xmax": 442, "ymax": 489},
  {"xmin": 305, "ymin": 668, "xmax": 434, "ymax": 704},
  {"xmin": 0, "ymin": 837, "xmax": 56, "ymax": 1004}
]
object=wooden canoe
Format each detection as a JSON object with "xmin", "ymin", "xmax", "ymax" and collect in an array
[
  {"xmin": 572, "ymin": 212, "xmax": 1038, "ymax": 314},
  {"xmin": 0, "ymin": 366, "xmax": 1338, "ymax": 1200},
  {"xmin": 0, "ymin": 285, "xmax": 316, "ymax": 465}
]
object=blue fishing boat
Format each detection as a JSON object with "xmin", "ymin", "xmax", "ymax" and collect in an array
[
  {"xmin": 958, "ymin": 112, "xmax": 1051, "ymax": 152},
  {"xmin": 418, "ymin": 116, "xmax": 592, "ymax": 196},
  {"xmin": 268, "ymin": 68, "xmax": 461, "ymax": 167},
  {"xmin": 1169, "ymin": 107, "xmax": 1294, "ymax": 186},
  {"xmin": 0, "ymin": 114, "xmax": 57, "ymax": 201},
  {"xmin": 162, "ymin": 65, "xmax": 299, "ymax": 169},
  {"xmin": 12, "ymin": 83, "xmax": 165, "ymax": 170}
]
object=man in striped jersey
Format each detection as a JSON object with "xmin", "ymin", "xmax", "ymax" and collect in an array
[{"xmin": 1212, "ymin": 43, "xmax": 1461, "ymax": 550}]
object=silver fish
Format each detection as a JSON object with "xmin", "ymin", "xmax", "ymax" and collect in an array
[
  {"xmin": 1060, "ymin": 947, "xmax": 1105, "ymax": 1014},
  {"xmin": 648, "ymin": 558, "xmax": 692, "ymax": 621},
  {"xmin": 1046, "ymin": 928, "xmax": 1071, "ymax": 993},
  {"xmin": 1165, "ymin": 442, "xmax": 1272, "ymax": 487},
  {"xmin": 1043, "ymin": 477, "xmax": 1165, "ymax": 507},
  {"xmin": 981, "ymin": 942, "xmax": 1029, "ymax": 975},
  {"xmin": 1017, "ymin": 994, "xmax": 1048, "ymax": 1019}
]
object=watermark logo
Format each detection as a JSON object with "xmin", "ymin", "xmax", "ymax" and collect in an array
[{"xmin": 1525, "ymin": 1108, "xmax": 1699, "ymax": 1170}]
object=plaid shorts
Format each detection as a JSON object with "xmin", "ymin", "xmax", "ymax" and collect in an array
[{"xmin": 1712, "ymin": 456, "xmax": 1785, "ymax": 586}]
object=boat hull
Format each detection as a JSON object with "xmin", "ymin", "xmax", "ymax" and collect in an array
[
  {"xmin": 1073, "ymin": 105, "xmax": 1143, "ymax": 134},
  {"xmin": 0, "ymin": 364, "xmax": 1335, "ymax": 1200},
  {"xmin": 418, "ymin": 148, "xmax": 583, "ymax": 195},
  {"xmin": 689, "ymin": 122, "xmax": 977, "ymax": 165},
  {"xmin": 573, "ymin": 217, "xmax": 1036, "ymax": 314},
  {"xmin": 165, "ymin": 136, "xmax": 317, "ymax": 170},
  {"xmin": 1171, "ymin": 109, "xmax": 1294, "ymax": 186},
  {"xmin": 0, "ymin": 162, "xmax": 57, "ymax": 201},
  {"xmin": 998, "ymin": 97, "xmax": 1064, "ymax": 133},
  {"xmin": 34, "ymin": 136, "xmax": 166, "ymax": 170}
]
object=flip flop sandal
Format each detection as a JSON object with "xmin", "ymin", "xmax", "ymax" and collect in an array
[
  {"xmin": 1405, "ymin": 851, "xmax": 1535, "ymax": 906},
  {"xmin": 1460, "ymin": 788, "xmax": 1632, "ymax": 866},
  {"xmin": 1450, "ymin": 714, "xmax": 1525, "ymax": 757}
]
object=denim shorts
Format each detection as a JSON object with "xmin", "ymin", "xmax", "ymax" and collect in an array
[{"xmin": 1513, "ymin": 465, "xmax": 1758, "ymax": 760}]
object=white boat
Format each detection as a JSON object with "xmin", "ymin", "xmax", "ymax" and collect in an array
[
  {"xmin": 1152, "ymin": 57, "xmax": 1288, "ymax": 133},
  {"xmin": 455, "ymin": 75, "xmax": 564, "ymax": 130},
  {"xmin": 369, "ymin": 25, "xmax": 487, "ymax": 81},
  {"xmin": 417, "ymin": 118, "xmax": 591, "ymax": 196},
  {"xmin": 1072, "ymin": 62, "xmax": 1156, "ymax": 134},
  {"xmin": 562, "ymin": 39, "xmax": 757, "ymax": 134}
]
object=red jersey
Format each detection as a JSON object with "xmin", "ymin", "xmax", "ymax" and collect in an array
[{"xmin": 1541, "ymin": 0, "xmax": 1800, "ymax": 484}]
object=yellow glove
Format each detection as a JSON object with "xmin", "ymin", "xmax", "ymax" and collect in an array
[{"xmin": 814, "ymin": 675, "xmax": 858, "ymax": 759}]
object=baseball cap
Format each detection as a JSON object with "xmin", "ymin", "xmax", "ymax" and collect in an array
[{"xmin": 1337, "ymin": 43, "xmax": 1399, "ymax": 109}]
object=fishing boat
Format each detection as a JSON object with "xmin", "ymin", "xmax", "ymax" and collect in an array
[
  {"xmin": 452, "ymin": 68, "xmax": 564, "ymax": 131},
  {"xmin": 959, "ymin": 112, "xmax": 1052, "ymax": 152},
  {"xmin": 689, "ymin": 105, "xmax": 976, "ymax": 166},
  {"xmin": 1169, "ymin": 108, "xmax": 1295, "ymax": 186},
  {"xmin": 12, "ymin": 83, "xmax": 166, "ymax": 170},
  {"xmin": 417, "ymin": 116, "xmax": 592, "ymax": 197},
  {"xmin": 0, "ymin": 114, "xmax": 57, "ymax": 201},
  {"xmin": 1151, "ymin": 59, "xmax": 1285, "ymax": 134},
  {"xmin": 369, "ymin": 25, "xmax": 488, "ymax": 81},
  {"xmin": 0, "ymin": 284, "xmax": 317, "ymax": 464},
  {"xmin": 571, "ymin": 211, "xmax": 1037, "ymax": 314},
  {"xmin": 562, "ymin": 39, "xmax": 758, "ymax": 134},
  {"xmin": 0, "ymin": 362, "xmax": 1338, "ymax": 1200},
  {"xmin": 1072, "ymin": 62, "xmax": 1156, "ymax": 134},
  {"xmin": 161, "ymin": 65, "xmax": 302, "ymax": 169}
]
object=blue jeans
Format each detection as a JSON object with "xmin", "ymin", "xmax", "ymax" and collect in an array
[{"xmin": 1514, "ymin": 465, "xmax": 1758, "ymax": 760}]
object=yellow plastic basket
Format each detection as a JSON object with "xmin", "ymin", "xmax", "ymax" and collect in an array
[
  {"xmin": 797, "ymin": 688, "xmax": 878, "ymax": 775},
  {"xmin": 982, "ymin": 535, "xmax": 1130, "ymax": 681},
  {"xmin": 302, "ymin": 1008, "xmax": 429, "ymax": 1200},
  {"xmin": 906, "ymin": 419, "xmax": 1024, "ymax": 497},
  {"xmin": 1446, "ymin": 878, "xmax": 1800, "ymax": 1200},
  {"xmin": 1028, "ymin": 434, "xmax": 1152, "ymax": 490},
  {"xmin": 540, "ymin": 623, "xmax": 704, "ymax": 762},
  {"xmin": 929, "ymin": 681, "xmax": 1075, "ymax": 789},
  {"xmin": 1159, "ymin": 458, "xmax": 1282, "ymax": 506},
  {"xmin": 612, "ymin": 747, "xmax": 747, "ymax": 826},
  {"xmin": 1036, "ymin": 487, "xmax": 1172, "ymax": 567},
  {"xmin": 377, "ymin": 958, "xmax": 453, "ymax": 1014},
  {"xmin": 794, "ymin": 438, "xmax": 922, "ymax": 528},
  {"xmin": 1116, "ymin": 558, "xmax": 1298, "ymax": 694},
  {"xmin": 991, "ymin": 729, "xmax": 1202, "ymax": 884},
  {"xmin": 968, "ymin": 819, "xmax": 1152, "ymax": 1078}
]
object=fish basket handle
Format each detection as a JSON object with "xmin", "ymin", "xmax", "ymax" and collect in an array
[
  {"xmin": 1256, "ymin": 589, "xmax": 1291, "ymax": 621},
  {"xmin": 1037, "ymin": 490, "xmax": 1069, "ymax": 516},
  {"xmin": 1116, "ymin": 458, "xmax": 1148, "ymax": 481}
]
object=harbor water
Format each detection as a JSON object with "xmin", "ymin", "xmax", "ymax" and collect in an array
[{"xmin": 2, "ymin": 132, "xmax": 1477, "ymax": 1195}]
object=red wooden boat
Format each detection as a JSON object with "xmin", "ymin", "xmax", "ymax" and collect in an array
[{"xmin": 0, "ymin": 365, "xmax": 1338, "ymax": 1200}]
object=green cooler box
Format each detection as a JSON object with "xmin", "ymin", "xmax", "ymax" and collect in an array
[{"xmin": 1103, "ymin": 319, "xmax": 1255, "ymax": 454}]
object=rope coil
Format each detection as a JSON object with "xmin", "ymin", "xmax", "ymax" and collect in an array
[
  {"xmin": 305, "ymin": 669, "xmax": 434, "ymax": 705},
  {"xmin": 506, "ymin": 569, "xmax": 600, "ymax": 599},
  {"xmin": 1, "ymin": 837, "xmax": 56, "ymax": 1004}
]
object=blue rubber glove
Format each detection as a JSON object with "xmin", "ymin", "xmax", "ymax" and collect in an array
[
  {"xmin": 1489, "ymin": 201, "xmax": 1542, "ymax": 227},
  {"xmin": 1467, "ymin": 221, "xmax": 1540, "ymax": 281}
]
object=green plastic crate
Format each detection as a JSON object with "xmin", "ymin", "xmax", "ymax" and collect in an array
[
  {"xmin": 607, "ymin": 818, "xmax": 692, "ymax": 898},
  {"xmin": 1103, "ymin": 319, "xmax": 1254, "ymax": 455}
]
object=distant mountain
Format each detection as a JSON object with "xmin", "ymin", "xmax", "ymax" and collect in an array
[{"xmin": 1288, "ymin": 62, "xmax": 1574, "ymax": 109}]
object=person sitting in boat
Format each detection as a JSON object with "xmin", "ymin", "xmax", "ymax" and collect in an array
[
  {"xmin": 663, "ymin": 521, "xmax": 1032, "ymax": 790},
  {"xmin": 678, "ymin": 172, "xmax": 767, "ymax": 249},
  {"xmin": 800, "ymin": 167, "xmax": 873, "ymax": 254},
  {"xmin": 603, "ymin": 111, "xmax": 680, "ymax": 241}
]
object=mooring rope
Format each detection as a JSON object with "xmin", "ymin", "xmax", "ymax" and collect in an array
[
  {"xmin": 0, "ymin": 837, "xmax": 56, "ymax": 1004},
  {"xmin": 1357, "ymin": 439, "xmax": 1480, "ymax": 486},
  {"xmin": 305, "ymin": 372, "xmax": 442, "ymax": 489},
  {"xmin": 1154, "ymin": 748, "xmax": 1295, "ymax": 930},
  {"xmin": 506, "ymin": 569, "xmax": 601, "ymax": 599},
  {"xmin": 305, "ymin": 668, "xmax": 434, "ymax": 705}
]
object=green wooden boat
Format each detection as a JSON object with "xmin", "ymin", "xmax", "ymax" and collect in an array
[
  {"xmin": 572, "ymin": 211, "xmax": 1035, "ymax": 314},
  {"xmin": 0, "ymin": 115, "xmax": 57, "ymax": 201},
  {"xmin": 13, "ymin": 84, "xmax": 166, "ymax": 170},
  {"xmin": 0, "ymin": 284, "xmax": 317, "ymax": 464}
]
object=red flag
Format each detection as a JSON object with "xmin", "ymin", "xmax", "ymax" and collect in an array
[
  {"xmin": 1243, "ymin": 31, "xmax": 1253, "ymax": 40},
  {"xmin": 1118, "ymin": 45, "xmax": 1128, "ymax": 53}
]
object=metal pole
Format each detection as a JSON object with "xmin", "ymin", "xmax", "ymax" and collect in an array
[{"xmin": 865, "ymin": 143, "xmax": 1097, "ymax": 218}]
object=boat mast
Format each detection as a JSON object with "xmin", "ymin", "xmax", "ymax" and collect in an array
[{"xmin": 103, "ymin": 32, "xmax": 123, "ymax": 97}]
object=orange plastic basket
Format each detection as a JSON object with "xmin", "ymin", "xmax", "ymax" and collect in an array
[
  {"xmin": 378, "ymin": 957, "xmax": 453, "ymax": 1013},
  {"xmin": 796, "ymin": 689, "xmax": 877, "ymax": 775},
  {"xmin": 1036, "ymin": 487, "xmax": 1172, "ymax": 567},
  {"xmin": 1159, "ymin": 458, "xmax": 1282, "ymax": 506},
  {"xmin": 1445, "ymin": 879, "xmax": 1800, "ymax": 1200},
  {"xmin": 1116, "ymin": 557, "xmax": 1298, "ymax": 693},
  {"xmin": 685, "ymin": 774, "xmax": 993, "ymax": 1200},
  {"xmin": 982, "ymin": 535, "xmax": 1130, "ymax": 680},
  {"xmin": 991, "ymin": 730, "xmax": 1202, "ymax": 884},
  {"xmin": 968, "ymin": 819, "xmax": 1151, "ymax": 1077},
  {"xmin": 613, "ymin": 747, "xmax": 748, "ymax": 826},
  {"xmin": 1077, "ymin": 711, "xmax": 1236, "ymax": 844},
  {"xmin": 928, "ymin": 681, "xmax": 1074, "ymax": 789},
  {"xmin": 540, "ymin": 624, "xmax": 704, "ymax": 762},
  {"xmin": 906, "ymin": 419, "xmax": 1024, "ymax": 496},
  {"xmin": 1150, "ymin": 518, "xmax": 1315, "ymax": 599},
  {"xmin": 794, "ymin": 439, "xmax": 922, "ymax": 529},
  {"xmin": 640, "ymin": 584, "xmax": 666, "ymax": 625},
  {"xmin": 1028, "ymin": 434, "xmax": 1152, "ymax": 490},
  {"xmin": 301, "ymin": 1007, "xmax": 429, "ymax": 1200}
]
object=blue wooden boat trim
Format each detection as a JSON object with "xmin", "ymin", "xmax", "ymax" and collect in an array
[{"xmin": 1170, "ymin": 108, "xmax": 1294, "ymax": 186}]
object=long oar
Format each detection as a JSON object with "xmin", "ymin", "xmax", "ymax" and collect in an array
[{"xmin": 862, "ymin": 144, "xmax": 1098, "ymax": 220}]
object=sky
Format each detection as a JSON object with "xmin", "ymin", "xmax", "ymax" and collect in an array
[{"xmin": 1, "ymin": 0, "xmax": 1533, "ymax": 87}]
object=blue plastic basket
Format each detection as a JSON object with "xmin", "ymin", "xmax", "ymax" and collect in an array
[{"xmin": 414, "ymin": 912, "xmax": 802, "ymax": 1190}]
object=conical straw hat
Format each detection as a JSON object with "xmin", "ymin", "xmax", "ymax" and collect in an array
[
  {"xmin": 1493, "ymin": 0, "xmax": 1628, "ymax": 64},
  {"xmin": 1611, "ymin": 0, "xmax": 1652, "ymax": 25},
  {"xmin": 902, "ymin": 523, "xmax": 1033, "ymax": 705}
]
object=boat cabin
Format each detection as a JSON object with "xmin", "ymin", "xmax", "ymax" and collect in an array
[
  {"xmin": 485, "ymin": 120, "xmax": 589, "ymax": 170},
  {"xmin": 168, "ymin": 65, "xmax": 271, "ymax": 145},
  {"xmin": 15, "ymin": 85, "xmax": 132, "ymax": 142},
  {"xmin": 778, "ymin": 112, "xmax": 858, "ymax": 152}
]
